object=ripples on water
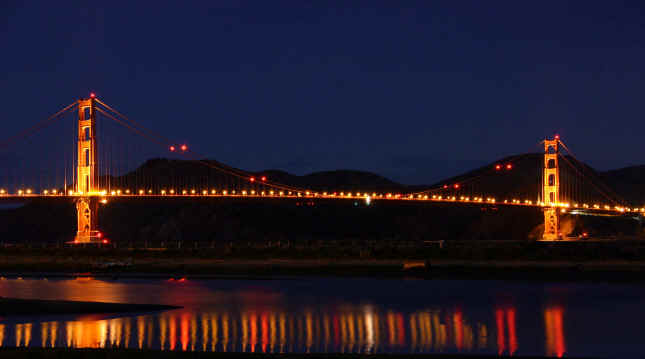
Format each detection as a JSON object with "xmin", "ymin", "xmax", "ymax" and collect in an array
[{"xmin": 0, "ymin": 277, "xmax": 641, "ymax": 358}]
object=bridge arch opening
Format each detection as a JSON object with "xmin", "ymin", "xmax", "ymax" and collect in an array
[
  {"xmin": 547, "ymin": 145, "xmax": 557, "ymax": 154},
  {"xmin": 83, "ymin": 107, "xmax": 91, "ymax": 122},
  {"xmin": 547, "ymin": 159, "xmax": 556, "ymax": 169},
  {"xmin": 548, "ymin": 174, "xmax": 555, "ymax": 186}
]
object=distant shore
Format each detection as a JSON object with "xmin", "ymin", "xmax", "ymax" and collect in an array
[
  {"xmin": 2, "ymin": 258, "xmax": 645, "ymax": 281},
  {"xmin": 2, "ymin": 239, "xmax": 645, "ymax": 281}
]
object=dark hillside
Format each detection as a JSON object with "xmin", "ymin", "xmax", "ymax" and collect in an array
[
  {"xmin": 601, "ymin": 165, "xmax": 645, "ymax": 204},
  {"xmin": 2, "ymin": 155, "xmax": 644, "ymax": 243},
  {"xmin": 88, "ymin": 156, "xmax": 645, "ymax": 209}
]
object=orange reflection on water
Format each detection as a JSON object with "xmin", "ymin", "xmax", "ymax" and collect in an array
[
  {"xmin": 496, "ymin": 307, "xmax": 517, "ymax": 356},
  {"xmin": 15, "ymin": 323, "xmax": 31, "ymax": 347},
  {"xmin": 180, "ymin": 313, "xmax": 189, "ymax": 351},
  {"xmin": 453, "ymin": 310, "xmax": 463, "ymax": 350},
  {"xmin": 41, "ymin": 322, "xmax": 47, "ymax": 347},
  {"xmin": 169, "ymin": 314, "xmax": 176, "ymax": 350},
  {"xmin": 545, "ymin": 306, "xmax": 566, "ymax": 358},
  {"xmin": 496, "ymin": 309, "xmax": 505, "ymax": 355},
  {"xmin": 137, "ymin": 317, "xmax": 145, "ymax": 349},
  {"xmin": 160, "ymin": 314, "xmax": 167, "ymax": 350},
  {"xmin": 2, "ymin": 306, "xmax": 493, "ymax": 354},
  {"xmin": 249, "ymin": 312, "xmax": 257, "ymax": 352},
  {"xmin": 201, "ymin": 314, "xmax": 208, "ymax": 351},
  {"xmin": 222, "ymin": 313, "xmax": 229, "ymax": 352},
  {"xmin": 507, "ymin": 309, "xmax": 517, "ymax": 355}
]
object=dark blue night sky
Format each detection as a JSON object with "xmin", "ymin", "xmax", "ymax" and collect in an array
[{"xmin": 2, "ymin": 1, "xmax": 645, "ymax": 184}]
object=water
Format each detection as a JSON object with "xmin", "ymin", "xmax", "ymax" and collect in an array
[{"xmin": 0, "ymin": 277, "xmax": 642, "ymax": 358}]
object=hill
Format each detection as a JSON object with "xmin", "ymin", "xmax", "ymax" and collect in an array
[
  {"xmin": 104, "ymin": 156, "xmax": 644, "ymax": 206},
  {"xmin": 2, "ymin": 155, "xmax": 644, "ymax": 243}
]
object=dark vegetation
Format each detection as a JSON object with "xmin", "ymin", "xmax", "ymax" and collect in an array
[{"xmin": 1, "ymin": 198, "xmax": 544, "ymax": 243}]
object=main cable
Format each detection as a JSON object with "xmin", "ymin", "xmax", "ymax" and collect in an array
[
  {"xmin": 95, "ymin": 105, "xmax": 312, "ymax": 193},
  {"xmin": 0, "ymin": 102, "xmax": 77, "ymax": 150}
]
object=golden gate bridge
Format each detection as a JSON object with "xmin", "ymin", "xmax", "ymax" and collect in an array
[{"xmin": 0, "ymin": 95, "xmax": 639, "ymax": 243}]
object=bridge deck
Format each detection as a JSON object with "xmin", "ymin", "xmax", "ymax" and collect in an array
[{"xmin": 0, "ymin": 192, "xmax": 639, "ymax": 215}]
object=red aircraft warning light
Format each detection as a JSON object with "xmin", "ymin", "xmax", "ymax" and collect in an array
[
  {"xmin": 554, "ymin": 134, "xmax": 560, "ymax": 140},
  {"xmin": 443, "ymin": 185, "xmax": 448, "ymax": 189},
  {"xmin": 495, "ymin": 164, "xmax": 502, "ymax": 170},
  {"xmin": 506, "ymin": 164, "xmax": 513, "ymax": 170},
  {"xmin": 180, "ymin": 144, "xmax": 188, "ymax": 151},
  {"xmin": 169, "ymin": 146, "xmax": 176, "ymax": 152},
  {"xmin": 250, "ymin": 177, "xmax": 255, "ymax": 182},
  {"xmin": 454, "ymin": 184, "xmax": 460, "ymax": 189},
  {"xmin": 261, "ymin": 176, "xmax": 267, "ymax": 182},
  {"xmin": 90, "ymin": 93, "xmax": 96, "ymax": 98}
]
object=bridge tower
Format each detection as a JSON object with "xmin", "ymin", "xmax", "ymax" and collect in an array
[
  {"xmin": 75, "ymin": 97, "xmax": 100, "ymax": 242},
  {"xmin": 542, "ymin": 136, "xmax": 560, "ymax": 240}
]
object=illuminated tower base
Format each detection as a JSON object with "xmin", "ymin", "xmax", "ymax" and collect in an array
[
  {"xmin": 75, "ymin": 197, "xmax": 100, "ymax": 243},
  {"xmin": 543, "ymin": 207, "xmax": 560, "ymax": 241}
]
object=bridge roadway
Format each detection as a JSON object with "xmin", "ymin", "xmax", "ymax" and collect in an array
[{"xmin": 0, "ymin": 190, "xmax": 640, "ymax": 216}]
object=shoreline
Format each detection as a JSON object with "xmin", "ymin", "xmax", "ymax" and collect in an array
[
  {"xmin": 2, "ymin": 258, "xmax": 645, "ymax": 282},
  {"xmin": 0, "ymin": 297, "xmax": 179, "ymax": 317}
]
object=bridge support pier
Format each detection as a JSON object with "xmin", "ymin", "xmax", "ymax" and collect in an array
[
  {"xmin": 542, "ymin": 207, "xmax": 560, "ymax": 241},
  {"xmin": 75, "ymin": 197, "xmax": 100, "ymax": 242}
]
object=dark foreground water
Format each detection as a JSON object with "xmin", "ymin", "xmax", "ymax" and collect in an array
[{"xmin": 0, "ymin": 277, "xmax": 641, "ymax": 358}]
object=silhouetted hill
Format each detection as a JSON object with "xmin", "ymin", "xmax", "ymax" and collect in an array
[
  {"xmin": 105, "ymin": 159, "xmax": 408, "ymax": 193},
  {"xmin": 428, "ymin": 153, "xmax": 645, "ymax": 206},
  {"xmin": 600, "ymin": 165, "xmax": 645, "ymax": 204},
  {"xmin": 4, "ymin": 156, "xmax": 644, "ymax": 244},
  {"xmin": 101, "ymin": 156, "xmax": 644, "ymax": 205},
  {"xmin": 261, "ymin": 169, "xmax": 406, "ymax": 191}
]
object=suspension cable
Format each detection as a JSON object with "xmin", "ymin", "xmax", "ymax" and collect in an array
[
  {"xmin": 558, "ymin": 140, "xmax": 627, "ymax": 205},
  {"xmin": 557, "ymin": 153, "xmax": 622, "ymax": 206},
  {"xmin": 0, "ymin": 102, "xmax": 77, "ymax": 149},
  {"xmin": 95, "ymin": 104, "xmax": 312, "ymax": 193}
]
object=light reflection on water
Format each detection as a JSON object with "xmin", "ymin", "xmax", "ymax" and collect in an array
[
  {"xmin": 3, "ymin": 306, "xmax": 506, "ymax": 354},
  {"xmin": 0, "ymin": 277, "xmax": 639, "ymax": 357}
]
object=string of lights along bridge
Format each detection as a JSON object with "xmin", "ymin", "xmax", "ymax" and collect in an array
[{"xmin": 0, "ymin": 95, "xmax": 639, "ymax": 243}]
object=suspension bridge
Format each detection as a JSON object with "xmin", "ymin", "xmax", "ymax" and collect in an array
[{"xmin": 0, "ymin": 95, "xmax": 640, "ymax": 243}]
